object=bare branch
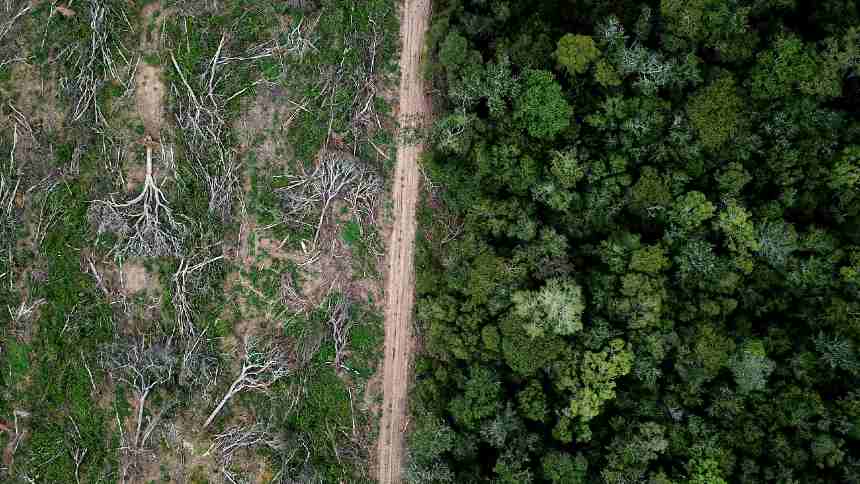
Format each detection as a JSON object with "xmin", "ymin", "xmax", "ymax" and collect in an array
[
  {"xmin": 89, "ymin": 142, "xmax": 187, "ymax": 258},
  {"xmin": 169, "ymin": 51, "xmax": 242, "ymax": 222},
  {"xmin": 172, "ymin": 254, "xmax": 224, "ymax": 338},
  {"xmin": 202, "ymin": 337, "xmax": 291, "ymax": 429},
  {"xmin": 0, "ymin": 1, "xmax": 32, "ymax": 68},
  {"xmin": 208, "ymin": 421, "xmax": 284, "ymax": 484},
  {"xmin": 325, "ymin": 294, "xmax": 353, "ymax": 372},
  {"xmin": 7, "ymin": 296, "xmax": 45, "ymax": 342},
  {"xmin": 99, "ymin": 337, "xmax": 177, "ymax": 450},
  {"xmin": 275, "ymin": 152, "xmax": 381, "ymax": 249},
  {"xmin": 57, "ymin": 0, "xmax": 136, "ymax": 127}
]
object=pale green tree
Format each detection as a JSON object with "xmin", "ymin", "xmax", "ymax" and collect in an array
[{"xmin": 512, "ymin": 277, "xmax": 585, "ymax": 338}]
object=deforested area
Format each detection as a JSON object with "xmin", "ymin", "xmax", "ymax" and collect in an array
[
  {"xmin": 409, "ymin": 0, "xmax": 860, "ymax": 483},
  {"xmin": 0, "ymin": 0, "xmax": 397, "ymax": 482}
]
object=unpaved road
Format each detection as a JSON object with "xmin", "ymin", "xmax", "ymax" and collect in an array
[{"xmin": 377, "ymin": 0, "xmax": 431, "ymax": 482}]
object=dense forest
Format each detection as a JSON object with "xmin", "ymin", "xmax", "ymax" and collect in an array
[{"xmin": 408, "ymin": 0, "xmax": 860, "ymax": 482}]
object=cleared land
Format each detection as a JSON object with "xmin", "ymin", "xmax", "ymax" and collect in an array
[{"xmin": 377, "ymin": 0, "xmax": 431, "ymax": 482}]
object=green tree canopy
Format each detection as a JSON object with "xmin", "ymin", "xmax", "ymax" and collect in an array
[
  {"xmin": 514, "ymin": 69, "xmax": 573, "ymax": 139},
  {"xmin": 555, "ymin": 34, "xmax": 600, "ymax": 76}
]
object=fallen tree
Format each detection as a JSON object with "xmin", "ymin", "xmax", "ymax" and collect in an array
[
  {"xmin": 89, "ymin": 139, "xmax": 187, "ymax": 258},
  {"xmin": 203, "ymin": 337, "xmax": 291, "ymax": 429}
]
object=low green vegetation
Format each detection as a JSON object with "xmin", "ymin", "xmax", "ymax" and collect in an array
[{"xmin": 1, "ymin": 0, "xmax": 393, "ymax": 481}]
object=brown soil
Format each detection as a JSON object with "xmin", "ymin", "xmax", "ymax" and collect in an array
[
  {"xmin": 124, "ymin": 162, "xmax": 147, "ymax": 191},
  {"xmin": 233, "ymin": 86, "xmax": 295, "ymax": 161},
  {"xmin": 135, "ymin": 4, "xmax": 167, "ymax": 138},
  {"xmin": 376, "ymin": 0, "xmax": 431, "ymax": 482},
  {"xmin": 2, "ymin": 63, "xmax": 63, "ymax": 136},
  {"xmin": 120, "ymin": 262, "xmax": 155, "ymax": 295}
]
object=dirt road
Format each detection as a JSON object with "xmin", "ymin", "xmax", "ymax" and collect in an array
[{"xmin": 377, "ymin": 0, "xmax": 431, "ymax": 482}]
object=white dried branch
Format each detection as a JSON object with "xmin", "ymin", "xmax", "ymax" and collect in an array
[
  {"xmin": 83, "ymin": 254, "xmax": 130, "ymax": 321},
  {"xmin": 58, "ymin": 0, "xmax": 134, "ymax": 127},
  {"xmin": 208, "ymin": 422, "xmax": 284, "ymax": 466},
  {"xmin": 99, "ymin": 337, "xmax": 177, "ymax": 450},
  {"xmin": 8, "ymin": 297, "xmax": 45, "ymax": 326},
  {"xmin": 178, "ymin": 326, "xmax": 221, "ymax": 398},
  {"xmin": 282, "ymin": 14, "xmax": 321, "ymax": 60},
  {"xmin": 195, "ymin": 148, "xmax": 240, "ymax": 222},
  {"xmin": 170, "ymin": 51, "xmax": 242, "ymax": 221},
  {"xmin": 0, "ymin": 166, "xmax": 19, "ymax": 244},
  {"xmin": 0, "ymin": 2, "xmax": 30, "ymax": 42},
  {"xmin": 276, "ymin": 152, "xmax": 381, "ymax": 248},
  {"xmin": 202, "ymin": 337, "xmax": 291, "ymax": 429},
  {"xmin": 172, "ymin": 254, "xmax": 224, "ymax": 338},
  {"xmin": 326, "ymin": 295, "xmax": 353, "ymax": 371},
  {"xmin": 0, "ymin": 1, "xmax": 31, "ymax": 71},
  {"xmin": 90, "ymin": 142, "xmax": 186, "ymax": 258},
  {"xmin": 7, "ymin": 296, "xmax": 44, "ymax": 341},
  {"xmin": 279, "ymin": 272, "xmax": 308, "ymax": 314}
]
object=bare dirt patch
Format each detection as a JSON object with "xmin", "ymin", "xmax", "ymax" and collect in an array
[
  {"xmin": 233, "ymin": 86, "xmax": 296, "ymax": 163},
  {"xmin": 135, "ymin": 3, "xmax": 168, "ymax": 138},
  {"xmin": 136, "ymin": 63, "xmax": 165, "ymax": 137},
  {"xmin": 377, "ymin": 0, "xmax": 431, "ymax": 482},
  {"xmin": 120, "ymin": 262, "xmax": 157, "ymax": 295},
  {"xmin": 2, "ymin": 62, "xmax": 63, "ymax": 136}
]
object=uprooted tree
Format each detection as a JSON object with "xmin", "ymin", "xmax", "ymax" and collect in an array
[
  {"xmin": 89, "ymin": 139, "xmax": 187, "ymax": 258},
  {"xmin": 276, "ymin": 151, "xmax": 382, "ymax": 248},
  {"xmin": 207, "ymin": 422, "xmax": 285, "ymax": 482},
  {"xmin": 99, "ymin": 337, "xmax": 176, "ymax": 451},
  {"xmin": 203, "ymin": 337, "xmax": 291, "ymax": 429}
]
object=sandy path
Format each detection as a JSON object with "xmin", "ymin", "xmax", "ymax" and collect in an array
[
  {"xmin": 377, "ymin": 0, "xmax": 431, "ymax": 482},
  {"xmin": 135, "ymin": 3, "xmax": 167, "ymax": 139}
]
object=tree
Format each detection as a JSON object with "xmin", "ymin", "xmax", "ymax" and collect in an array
[
  {"xmin": 555, "ymin": 34, "xmax": 600, "ymax": 76},
  {"xmin": 439, "ymin": 31, "xmax": 472, "ymax": 74},
  {"xmin": 730, "ymin": 339, "xmax": 776, "ymax": 394},
  {"xmin": 415, "ymin": 1, "xmax": 860, "ymax": 481},
  {"xmin": 750, "ymin": 34, "xmax": 842, "ymax": 100},
  {"xmin": 448, "ymin": 366, "xmax": 502, "ymax": 429},
  {"xmin": 630, "ymin": 166, "xmax": 672, "ymax": 218},
  {"xmin": 689, "ymin": 458, "xmax": 728, "ymax": 484},
  {"xmin": 601, "ymin": 421, "xmax": 669, "ymax": 483},
  {"xmin": 405, "ymin": 417, "xmax": 456, "ymax": 483},
  {"xmin": 671, "ymin": 191, "xmax": 715, "ymax": 231},
  {"xmin": 512, "ymin": 277, "xmax": 586, "ymax": 337},
  {"xmin": 829, "ymin": 146, "xmax": 860, "ymax": 217},
  {"xmin": 517, "ymin": 381, "xmax": 548, "ymax": 422},
  {"xmin": 501, "ymin": 316, "xmax": 566, "ymax": 377},
  {"xmin": 550, "ymin": 148, "xmax": 586, "ymax": 188},
  {"xmin": 692, "ymin": 324, "xmax": 736, "ymax": 380},
  {"xmin": 480, "ymin": 404, "xmax": 522, "ymax": 448},
  {"xmin": 542, "ymin": 451, "xmax": 588, "ymax": 484},
  {"xmin": 660, "ymin": 0, "xmax": 757, "ymax": 61},
  {"xmin": 716, "ymin": 200, "xmax": 759, "ymax": 273},
  {"xmin": 629, "ymin": 244, "xmax": 670, "ymax": 274},
  {"xmin": 557, "ymin": 339, "xmax": 634, "ymax": 422},
  {"xmin": 686, "ymin": 74, "xmax": 744, "ymax": 149},
  {"xmin": 514, "ymin": 69, "xmax": 572, "ymax": 139}
]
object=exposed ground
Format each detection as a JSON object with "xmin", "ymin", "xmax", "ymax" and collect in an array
[
  {"xmin": 377, "ymin": 0, "xmax": 431, "ymax": 482},
  {"xmin": 135, "ymin": 3, "xmax": 167, "ymax": 138}
]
